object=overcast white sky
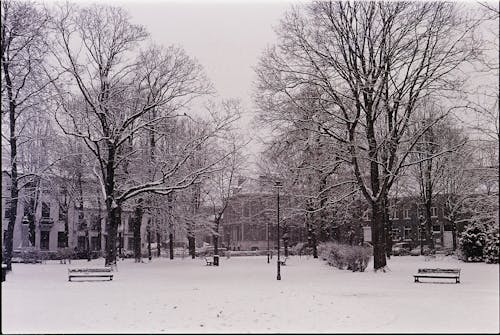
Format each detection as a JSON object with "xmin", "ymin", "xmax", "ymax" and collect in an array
[
  {"xmin": 54, "ymin": 0, "xmax": 498, "ymax": 170},
  {"xmin": 100, "ymin": 0, "xmax": 304, "ymax": 168}
]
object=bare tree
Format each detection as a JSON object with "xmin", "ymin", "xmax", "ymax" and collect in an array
[
  {"xmin": 51, "ymin": 3, "xmax": 239, "ymax": 266},
  {"xmin": 1, "ymin": 0, "xmax": 56, "ymax": 270},
  {"xmin": 255, "ymin": 1, "xmax": 480, "ymax": 270},
  {"xmin": 203, "ymin": 101, "xmax": 245, "ymax": 265}
]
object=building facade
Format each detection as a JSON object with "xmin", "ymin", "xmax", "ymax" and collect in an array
[
  {"xmin": 222, "ymin": 176, "xmax": 306, "ymax": 251},
  {"xmin": 1, "ymin": 171, "xmax": 197, "ymax": 259}
]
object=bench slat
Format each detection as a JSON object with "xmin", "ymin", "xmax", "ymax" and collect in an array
[
  {"xmin": 418, "ymin": 268, "xmax": 460, "ymax": 273},
  {"xmin": 414, "ymin": 267, "xmax": 461, "ymax": 283},
  {"xmin": 68, "ymin": 268, "xmax": 113, "ymax": 273}
]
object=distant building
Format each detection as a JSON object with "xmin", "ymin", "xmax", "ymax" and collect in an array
[
  {"xmin": 1, "ymin": 171, "xmax": 209, "ymax": 259},
  {"xmin": 222, "ymin": 176, "xmax": 306, "ymax": 251},
  {"xmin": 360, "ymin": 195, "xmax": 473, "ymax": 250}
]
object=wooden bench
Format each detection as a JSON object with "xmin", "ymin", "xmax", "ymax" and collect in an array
[
  {"xmin": 204, "ymin": 257, "xmax": 214, "ymax": 266},
  {"xmin": 278, "ymin": 257, "xmax": 288, "ymax": 266},
  {"xmin": 414, "ymin": 268, "xmax": 461, "ymax": 283},
  {"xmin": 68, "ymin": 267, "xmax": 113, "ymax": 281}
]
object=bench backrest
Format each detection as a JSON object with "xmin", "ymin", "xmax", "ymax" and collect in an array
[
  {"xmin": 68, "ymin": 268, "xmax": 113, "ymax": 273},
  {"xmin": 418, "ymin": 268, "xmax": 460, "ymax": 274}
]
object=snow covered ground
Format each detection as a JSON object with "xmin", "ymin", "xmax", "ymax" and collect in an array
[{"xmin": 2, "ymin": 255, "xmax": 499, "ymax": 333}]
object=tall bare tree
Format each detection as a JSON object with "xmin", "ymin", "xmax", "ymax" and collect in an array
[
  {"xmin": 1, "ymin": 0, "xmax": 56, "ymax": 270},
  {"xmin": 255, "ymin": 1, "xmax": 480, "ymax": 270},
  {"xmin": 51, "ymin": 3, "xmax": 238, "ymax": 266}
]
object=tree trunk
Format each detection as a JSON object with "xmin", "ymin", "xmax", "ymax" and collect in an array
[
  {"xmin": 213, "ymin": 218, "xmax": 220, "ymax": 266},
  {"xmin": 382, "ymin": 194, "xmax": 392, "ymax": 259},
  {"xmin": 27, "ymin": 198, "xmax": 36, "ymax": 247},
  {"xmin": 169, "ymin": 232, "xmax": 174, "ymax": 260},
  {"xmin": 187, "ymin": 234, "xmax": 196, "ymax": 259},
  {"xmin": 86, "ymin": 229, "xmax": 91, "ymax": 262},
  {"xmin": 133, "ymin": 201, "xmax": 143, "ymax": 263},
  {"xmin": 5, "ymin": 167, "xmax": 18, "ymax": 271},
  {"xmin": 371, "ymin": 200, "xmax": 387, "ymax": 270},
  {"xmin": 168, "ymin": 193, "xmax": 174, "ymax": 260},
  {"xmin": 147, "ymin": 229, "xmax": 152, "ymax": 261},
  {"xmin": 156, "ymin": 231, "xmax": 161, "ymax": 257},
  {"xmin": 118, "ymin": 232, "xmax": 122, "ymax": 257},
  {"xmin": 3, "ymin": 51, "xmax": 18, "ymax": 271},
  {"xmin": 105, "ymin": 205, "xmax": 120, "ymax": 267},
  {"xmin": 424, "ymin": 197, "xmax": 435, "ymax": 251}
]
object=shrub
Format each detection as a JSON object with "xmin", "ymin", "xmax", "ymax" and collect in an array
[
  {"xmin": 484, "ymin": 228, "xmax": 499, "ymax": 264},
  {"xmin": 318, "ymin": 242, "xmax": 371, "ymax": 272},
  {"xmin": 292, "ymin": 242, "xmax": 313, "ymax": 256},
  {"xmin": 458, "ymin": 223, "xmax": 488, "ymax": 262}
]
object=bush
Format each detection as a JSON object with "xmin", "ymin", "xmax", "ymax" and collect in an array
[
  {"xmin": 318, "ymin": 242, "xmax": 371, "ymax": 272},
  {"xmin": 459, "ymin": 223, "xmax": 488, "ymax": 262},
  {"xmin": 484, "ymin": 229, "xmax": 499, "ymax": 264},
  {"xmin": 291, "ymin": 242, "xmax": 313, "ymax": 256}
]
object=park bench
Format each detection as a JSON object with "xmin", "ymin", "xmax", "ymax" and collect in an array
[
  {"xmin": 278, "ymin": 257, "xmax": 288, "ymax": 266},
  {"xmin": 204, "ymin": 257, "xmax": 214, "ymax": 266},
  {"xmin": 413, "ymin": 268, "xmax": 461, "ymax": 283},
  {"xmin": 68, "ymin": 267, "xmax": 113, "ymax": 282}
]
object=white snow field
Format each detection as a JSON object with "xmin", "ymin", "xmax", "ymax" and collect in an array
[{"xmin": 2, "ymin": 255, "xmax": 499, "ymax": 334}]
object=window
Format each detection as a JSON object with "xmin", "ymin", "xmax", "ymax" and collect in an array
[
  {"xmin": 57, "ymin": 232, "xmax": 67, "ymax": 248},
  {"xmin": 77, "ymin": 236, "xmax": 87, "ymax": 251},
  {"xmin": 391, "ymin": 228, "xmax": 400, "ymax": 241},
  {"xmin": 91, "ymin": 236, "xmax": 101, "ymax": 251},
  {"xmin": 403, "ymin": 209, "xmax": 411, "ymax": 219},
  {"xmin": 404, "ymin": 227, "xmax": 412, "ymax": 240},
  {"xmin": 431, "ymin": 207, "xmax": 438, "ymax": 217},
  {"xmin": 127, "ymin": 237, "xmax": 135, "ymax": 251},
  {"xmin": 362, "ymin": 210, "xmax": 371, "ymax": 221},
  {"xmin": 389, "ymin": 208, "xmax": 398, "ymax": 219},
  {"xmin": 4, "ymin": 203, "xmax": 11, "ymax": 219},
  {"xmin": 91, "ymin": 214, "xmax": 101, "ymax": 231},
  {"xmin": 243, "ymin": 201, "xmax": 250, "ymax": 217},
  {"xmin": 41, "ymin": 202, "xmax": 50, "ymax": 218},
  {"xmin": 24, "ymin": 199, "xmax": 34, "ymax": 217},
  {"xmin": 59, "ymin": 207, "xmax": 67, "ymax": 222},
  {"xmin": 40, "ymin": 231, "xmax": 50, "ymax": 250}
]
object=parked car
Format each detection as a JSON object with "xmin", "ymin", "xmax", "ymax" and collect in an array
[
  {"xmin": 410, "ymin": 245, "xmax": 433, "ymax": 256},
  {"xmin": 392, "ymin": 242, "xmax": 411, "ymax": 256}
]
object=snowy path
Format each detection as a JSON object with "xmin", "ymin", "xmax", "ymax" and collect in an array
[{"xmin": 2, "ymin": 255, "xmax": 498, "ymax": 333}]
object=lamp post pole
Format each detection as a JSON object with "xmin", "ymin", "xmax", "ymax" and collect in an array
[
  {"xmin": 419, "ymin": 215, "xmax": 424, "ymax": 256},
  {"xmin": 275, "ymin": 181, "xmax": 282, "ymax": 280},
  {"xmin": 267, "ymin": 220, "xmax": 270, "ymax": 264}
]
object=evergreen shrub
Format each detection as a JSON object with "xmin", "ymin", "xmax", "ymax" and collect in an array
[
  {"xmin": 484, "ymin": 228, "xmax": 499, "ymax": 264},
  {"xmin": 458, "ymin": 223, "xmax": 488, "ymax": 262}
]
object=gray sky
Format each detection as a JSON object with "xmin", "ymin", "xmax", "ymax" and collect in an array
[
  {"xmin": 57, "ymin": 0, "xmax": 498, "ymax": 169},
  {"xmin": 106, "ymin": 0, "xmax": 300, "ymax": 166}
]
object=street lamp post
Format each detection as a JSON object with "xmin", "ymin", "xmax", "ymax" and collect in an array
[
  {"xmin": 267, "ymin": 220, "xmax": 270, "ymax": 264},
  {"xmin": 147, "ymin": 225, "xmax": 152, "ymax": 261},
  {"xmin": 275, "ymin": 180, "xmax": 283, "ymax": 280},
  {"xmin": 419, "ymin": 215, "xmax": 424, "ymax": 256}
]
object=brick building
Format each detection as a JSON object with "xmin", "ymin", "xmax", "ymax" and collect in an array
[{"xmin": 222, "ymin": 176, "xmax": 306, "ymax": 251}]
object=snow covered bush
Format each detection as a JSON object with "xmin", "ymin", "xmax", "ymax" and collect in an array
[
  {"xmin": 318, "ymin": 242, "xmax": 370, "ymax": 272},
  {"xmin": 484, "ymin": 228, "xmax": 499, "ymax": 264},
  {"xmin": 292, "ymin": 242, "xmax": 313, "ymax": 256},
  {"xmin": 458, "ymin": 223, "xmax": 488, "ymax": 262}
]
